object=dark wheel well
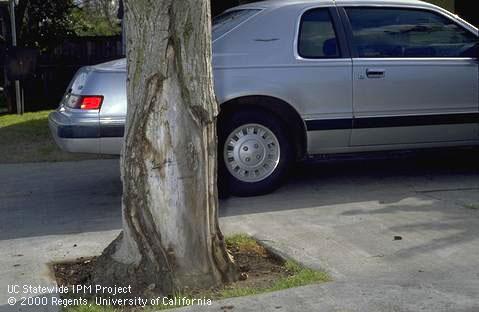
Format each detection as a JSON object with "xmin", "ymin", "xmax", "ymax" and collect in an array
[{"xmin": 218, "ymin": 96, "xmax": 307, "ymax": 160}]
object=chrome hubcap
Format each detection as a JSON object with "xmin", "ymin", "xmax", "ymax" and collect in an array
[{"xmin": 224, "ymin": 124, "xmax": 280, "ymax": 183}]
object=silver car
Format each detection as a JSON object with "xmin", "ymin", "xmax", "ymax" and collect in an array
[{"xmin": 49, "ymin": 0, "xmax": 479, "ymax": 196}]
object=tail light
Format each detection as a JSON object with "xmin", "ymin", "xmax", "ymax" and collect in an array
[
  {"xmin": 65, "ymin": 95, "xmax": 104, "ymax": 110},
  {"xmin": 80, "ymin": 96, "xmax": 103, "ymax": 110}
]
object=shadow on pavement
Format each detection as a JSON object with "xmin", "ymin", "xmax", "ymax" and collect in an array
[
  {"xmin": 221, "ymin": 148, "xmax": 479, "ymax": 216},
  {"xmin": 0, "ymin": 148, "xmax": 478, "ymax": 241}
]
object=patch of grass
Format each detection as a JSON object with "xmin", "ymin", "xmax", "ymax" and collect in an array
[
  {"xmin": 217, "ymin": 260, "xmax": 331, "ymax": 299},
  {"xmin": 60, "ymin": 234, "xmax": 331, "ymax": 312},
  {"xmin": 0, "ymin": 110, "xmax": 52, "ymax": 128},
  {"xmin": 226, "ymin": 233, "xmax": 258, "ymax": 250},
  {"xmin": 0, "ymin": 111, "xmax": 108, "ymax": 163},
  {"xmin": 270, "ymin": 261, "xmax": 332, "ymax": 290}
]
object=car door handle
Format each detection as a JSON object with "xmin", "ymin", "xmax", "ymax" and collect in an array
[{"xmin": 366, "ymin": 69, "xmax": 385, "ymax": 79}]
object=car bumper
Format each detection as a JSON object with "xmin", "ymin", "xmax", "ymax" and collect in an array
[{"xmin": 48, "ymin": 110, "xmax": 101, "ymax": 154}]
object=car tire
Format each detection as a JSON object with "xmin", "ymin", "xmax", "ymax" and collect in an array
[{"xmin": 218, "ymin": 109, "xmax": 294, "ymax": 197}]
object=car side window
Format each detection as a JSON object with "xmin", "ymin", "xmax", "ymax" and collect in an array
[
  {"xmin": 345, "ymin": 8, "xmax": 478, "ymax": 58},
  {"xmin": 298, "ymin": 8, "xmax": 340, "ymax": 59}
]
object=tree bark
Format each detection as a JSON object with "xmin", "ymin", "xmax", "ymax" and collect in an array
[{"xmin": 95, "ymin": 0, "xmax": 238, "ymax": 296}]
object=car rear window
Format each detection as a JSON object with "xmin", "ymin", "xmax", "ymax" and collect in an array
[
  {"xmin": 298, "ymin": 8, "xmax": 340, "ymax": 59},
  {"xmin": 70, "ymin": 70, "xmax": 89, "ymax": 94},
  {"xmin": 213, "ymin": 9, "xmax": 261, "ymax": 40}
]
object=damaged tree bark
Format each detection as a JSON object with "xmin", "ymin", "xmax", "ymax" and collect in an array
[{"xmin": 95, "ymin": 0, "xmax": 238, "ymax": 295}]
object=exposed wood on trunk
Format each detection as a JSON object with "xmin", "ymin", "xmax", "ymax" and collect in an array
[{"xmin": 94, "ymin": 0, "xmax": 238, "ymax": 296}]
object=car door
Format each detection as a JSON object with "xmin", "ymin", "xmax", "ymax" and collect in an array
[
  {"xmin": 341, "ymin": 6, "xmax": 479, "ymax": 146},
  {"xmin": 294, "ymin": 7, "xmax": 353, "ymax": 154}
]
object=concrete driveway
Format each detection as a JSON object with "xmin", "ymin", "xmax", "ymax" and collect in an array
[{"xmin": 1, "ymin": 149, "xmax": 478, "ymax": 311}]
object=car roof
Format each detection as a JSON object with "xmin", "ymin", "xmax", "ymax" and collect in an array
[
  {"xmin": 229, "ymin": 0, "xmax": 433, "ymax": 11},
  {"xmin": 229, "ymin": 0, "xmax": 330, "ymax": 10},
  {"xmin": 90, "ymin": 0, "xmax": 476, "ymax": 73},
  {"xmin": 90, "ymin": 58, "xmax": 126, "ymax": 73},
  {"xmin": 226, "ymin": 0, "xmax": 477, "ymax": 35}
]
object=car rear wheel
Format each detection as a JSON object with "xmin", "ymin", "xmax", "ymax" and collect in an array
[{"xmin": 219, "ymin": 110, "xmax": 293, "ymax": 196}]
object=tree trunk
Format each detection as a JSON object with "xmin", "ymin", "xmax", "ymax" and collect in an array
[{"xmin": 95, "ymin": 0, "xmax": 238, "ymax": 296}]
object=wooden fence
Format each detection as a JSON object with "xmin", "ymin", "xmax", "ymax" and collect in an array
[{"xmin": 21, "ymin": 36, "xmax": 123, "ymax": 111}]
